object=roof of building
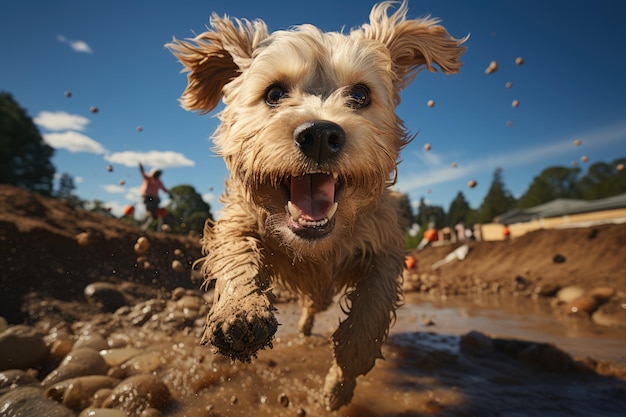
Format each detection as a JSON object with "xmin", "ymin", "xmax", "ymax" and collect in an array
[{"xmin": 495, "ymin": 193, "xmax": 626, "ymax": 224}]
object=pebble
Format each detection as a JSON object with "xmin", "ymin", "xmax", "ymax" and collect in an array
[
  {"xmin": 74, "ymin": 332, "xmax": 109, "ymax": 352},
  {"xmin": 102, "ymin": 374, "xmax": 172, "ymax": 414},
  {"xmin": 100, "ymin": 347, "xmax": 142, "ymax": 367},
  {"xmin": 459, "ymin": 331, "xmax": 493, "ymax": 354},
  {"xmin": 120, "ymin": 351, "xmax": 163, "ymax": 376},
  {"xmin": 79, "ymin": 408, "xmax": 128, "ymax": 417},
  {"xmin": 0, "ymin": 368, "xmax": 38, "ymax": 389},
  {"xmin": 44, "ymin": 375, "xmax": 119, "ymax": 410},
  {"xmin": 84, "ymin": 282, "xmax": 128, "ymax": 313},
  {"xmin": 534, "ymin": 283, "xmax": 560, "ymax": 297},
  {"xmin": 0, "ymin": 386, "xmax": 75, "ymax": 417},
  {"xmin": 556, "ymin": 285, "xmax": 585, "ymax": 303},
  {"xmin": 42, "ymin": 348, "xmax": 109, "ymax": 387},
  {"xmin": 564, "ymin": 296, "xmax": 598, "ymax": 315},
  {"xmin": 589, "ymin": 287, "xmax": 615, "ymax": 303},
  {"xmin": 591, "ymin": 299, "xmax": 626, "ymax": 328},
  {"xmin": 278, "ymin": 392, "xmax": 289, "ymax": 407},
  {"xmin": 0, "ymin": 325, "xmax": 48, "ymax": 371}
]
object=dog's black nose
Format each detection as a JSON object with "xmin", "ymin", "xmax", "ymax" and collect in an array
[{"xmin": 294, "ymin": 120, "xmax": 346, "ymax": 162}]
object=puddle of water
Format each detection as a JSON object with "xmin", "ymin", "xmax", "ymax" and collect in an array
[
  {"xmin": 394, "ymin": 292, "xmax": 626, "ymax": 363},
  {"xmin": 276, "ymin": 292, "xmax": 626, "ymax": 363}
]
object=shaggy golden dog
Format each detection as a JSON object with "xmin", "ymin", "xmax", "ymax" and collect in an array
[{"xmin": 168, "ymin": 1, "xmax": 465, "ymax": 410}]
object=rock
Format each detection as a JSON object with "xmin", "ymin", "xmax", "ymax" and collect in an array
[
  {"xmin": 85, "ymin": 282, "xmax": 128, "ymax": 313},
  {"xmin": 460, "ymin": 331, "xmax": 493, "ymax": 354},
  {"xmin": 76, "ymin": 232, "xmax": 90, "ymax": 246},
  {"xmin": 44, "ymin": 375, "xmax": 118, "ymax": 411},
  {"xmin": 100, "ymin": 347, "xmax": 142, "ymax": 367},
  {"xmin": 171, "ymin": 259, "xmax": 185, "ymax": 272},
  {"xmin": 534, "ymin": 283, "xmax": 560, "ymax": 297},
  {"xmin": 102, "ymin": 374, "xmax": 172, "ymax": 415},
  {"xmin": 0, "ymin": 386, "xmax": 75, "ymax": 417},
  {"xmin": 564, "ymin": 296, "xmax": 598, "ymax": 315},
  {"xmin": 74, "ymin": 332, "xmax": 109, "ymax": 352},
  {"xmin": 514, "ymin": 275, "xmax": 530, "ymax": 290},
  {"xmin": 79, "ymin": 408, "xmax": 127, "ymax": 417},
  {"xmin": 556, "ymin": 285, "xmax": 585, "ymax": 303},
  {"xmin": 0, "ymin": 325, "xmax": 48, "ymax": 371},
  {"xmin": 120, "ymin": 351, "xmax": 163, "ymax": 376},
  {"xmin": 42, "ymin": 348, "xmax": 109, "ymax": 387},
  {"xmin": 134, "ymin": 237, "xmax": 150, "ymax": 255},
  {"xmin": 0, "ymin": 369, "xmax": 38, "ymax": 389},
  {"xmin": 589, "ymin": 287, "xmax": 615, "ymax": 303},
  {"xmin": 516, "ymin": 343, "xmax": 578, "ymax": 373},
  {"xmin": 592, "ymin": 299, "xmax": 626, "ymax": 328},
  {"xmin": 552, "ymin": 254, "xmax": 566, "ymax": 263},
  {"xmin": 278, "ymin": 392, "xmax": 290, "ymax": 407}
]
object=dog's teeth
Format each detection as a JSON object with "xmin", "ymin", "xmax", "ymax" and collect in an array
[
  {"xmin": 332, "ymin": 172, "xmax": 339, "ymax": 179},
  {"xmin": 326, "ymin": 202, "xmax": 338, "ymax": 220},
  {"xmin": 288, "ymin": 201, "xmax": 300, "ymax": 221}
]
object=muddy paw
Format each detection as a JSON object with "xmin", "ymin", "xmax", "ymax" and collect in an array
[
  {"xmin": 202, "ymin": 305, "xmax": 278, "ymax": 362},
  {"xmin": 323, "ymin": 376, "xmax": 356, "ymax": 411}
]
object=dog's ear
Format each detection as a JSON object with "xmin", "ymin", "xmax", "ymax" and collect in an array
[
  {"xmin": 167, "ymin": 15, "xmax": 269, "ymax": 113},
  {"xmin": 359, "ymin": 1, "xmax": 467, "ymax": 92}
]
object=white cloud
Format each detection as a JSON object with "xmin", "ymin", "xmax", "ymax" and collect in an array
[
  {"xmin": 34, "ymin": 111, "xmax": 90, "ymax": 131},
  {"xmin": 43, "ymin": 131, "xmax": 108, "ymax": 154},
  {"xmin": 57, "ymin": 34, "xmax": 92, "ymax": 53},
  {"xmin": 75, "ymin": 176, "xmax": 84, "ymax": 184},
  {"xmin": 104, "ymin": 150, "xmax": 195, "ymax": 169},
  {"xmin": 202, "ymin": 193, "xmax": 215, "ymax": 204},
  {"xmin": 70, "ymin": 40, "xmax": 92, "ymax": 53},
  {"xmin": 102, "ymin": 184, "xmax": 126, "ymax": 194}
]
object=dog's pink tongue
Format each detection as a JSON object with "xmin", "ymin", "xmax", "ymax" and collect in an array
[{"xmin": 290, "ymin": 174, "xmax": 336, "ymax": 221}]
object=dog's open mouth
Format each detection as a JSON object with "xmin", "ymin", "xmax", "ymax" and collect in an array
[{"xmin": 284, "ymin": 172, "xmax": 340, "ymax": 239}]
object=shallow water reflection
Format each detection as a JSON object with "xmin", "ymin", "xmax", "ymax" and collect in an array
[{"xmin": 393, "ymin": 292, "xmax": 626, "ymax": 363}]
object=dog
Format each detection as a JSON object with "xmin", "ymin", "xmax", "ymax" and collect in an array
[{"xmin": 168, "ymin": 1, "xmax": 465, "ymax": 410}]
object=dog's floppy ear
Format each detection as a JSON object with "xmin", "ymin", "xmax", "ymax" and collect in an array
[
  {"xmin": 167, "ymin": 14, "xmax": 269, "ymax": 113},
  {"xmin": 359, "ymin": 1, "xmax": 467, "ymax": 92}
]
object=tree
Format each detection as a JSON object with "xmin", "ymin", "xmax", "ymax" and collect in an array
[
  {"xmin": 0, "ymin": 92, "xmax": 55, "ymax": 195},
  {"xmin": 577, "ymin": 159, "xmax": 626, "ymax": 200},
  {"xmin": 55, "ymin": 173, "xmax": 83, "ymax": 208},
  {"xmin": 446, "ymin": 191, "xmax": 472, "ymax": 227},
  {"xmin": 517, "ymin": 166, "xmax": 581, "ymax": 208},
  {"xmin": 475, "ymin": 168, "xmax": 516, "ymax": 223},
  {"xmin": 167, "ymin": 185, "xmax": 214, "ymax": 235}
]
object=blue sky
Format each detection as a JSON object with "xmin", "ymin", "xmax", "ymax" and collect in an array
[{"xmin": 2, "ymin": 1, "xmax": 625, "ymax": 218}]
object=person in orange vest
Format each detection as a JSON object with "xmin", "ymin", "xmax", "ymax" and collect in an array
[
  {"xmin": 417, "ymin": 224, "xmax": 439, "ymax": 251},
  {"xmin": 502, "ymin": 224, "xmax": 511, "ymax": 240},
  {"xmin": 139, "ymin": 163, "xmax": 172, "ymax": 231}
]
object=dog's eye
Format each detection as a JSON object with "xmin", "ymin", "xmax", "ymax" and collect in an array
[
  {"xmin": 265, "ymin": 85, "xmax": 287, "ymax": 106},
  {"xmin": 348, "ymin": 84, "xmax": 370, "ymax": 108}
]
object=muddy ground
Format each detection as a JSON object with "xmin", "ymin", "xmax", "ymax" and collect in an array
[{"xmin": 1, "ymin": 184, "xmax": 625, "ymax": 417}]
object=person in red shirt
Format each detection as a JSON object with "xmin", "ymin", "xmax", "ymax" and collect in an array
[{"xmin": 139, "ymin": 163, "xmax": 172, "ymax": 231}]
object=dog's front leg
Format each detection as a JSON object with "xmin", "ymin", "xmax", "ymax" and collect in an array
[
  {"xmin": 323, "ymin": 257, "xmax": 402, "ymax": 410},
  {"xmin": 200, "ymin": 220, "xmax": 278, "ymax": 362}
]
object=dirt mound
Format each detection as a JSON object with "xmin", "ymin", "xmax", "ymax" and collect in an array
[
  {"xmin": 408, "ymin": 222, "xmax": 626, "ymax": 295},
  {"xmin": 0, "ymin": 184, "xmax": 203, "ymax": 324}
]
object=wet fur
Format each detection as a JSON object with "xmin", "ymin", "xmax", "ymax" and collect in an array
[{"xmin": 168, "ymin": 1, "xmax": 465, "ymax": 410}]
